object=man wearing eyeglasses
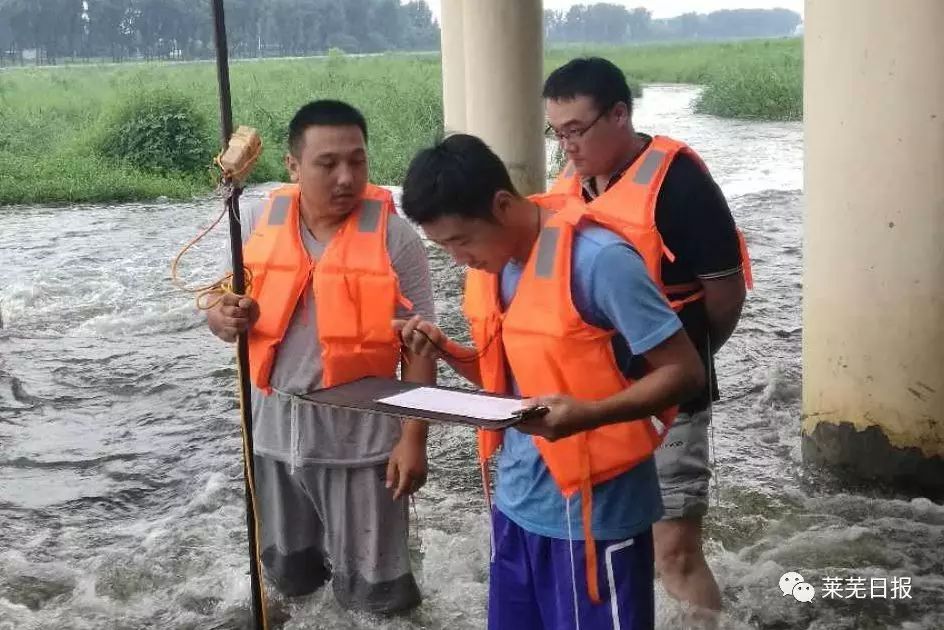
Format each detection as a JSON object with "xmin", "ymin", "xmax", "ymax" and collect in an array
[{"xmin": 544, "ymin": 57, "xmax": 751, "ymax": 620}]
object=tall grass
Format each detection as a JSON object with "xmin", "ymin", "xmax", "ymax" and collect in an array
[
  {"xmin": 0, "ymin": 54, "xmax": 444, "ymax": 205},
  {"xmin": 695, "ymin": 44, "xmax": 801, "ymax": 120},
  {"xmin": 0, "ymin": 39, "xmax": 800, "ymax": 206},
  {"xmin": 547, "ymin": 38, "xmax": 802, "ymax": 121}
]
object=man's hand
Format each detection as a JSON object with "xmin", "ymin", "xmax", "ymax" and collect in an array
[
  {"xmin": 207, "ymin": 293, "xmax": 259, "ymax": 342},
  {"xmin": 514, "ymin": 394, "xmax": 600, "ymax": 442},
  {"xmin": 385, "ymin": 421, "xmax": 428, "ymax": 500},
  {"xmin": 394, "ymin": 315, "xmax": 484, "ymax": 386},
  {"xmin": 393, "ymin": 315, "xmax": 449, "ymax": 360}
]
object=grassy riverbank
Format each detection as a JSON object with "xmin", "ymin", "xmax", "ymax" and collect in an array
[
  {"xmin": 0, "ymin": 39, "xmax": 801, "ymax": 205},
  {"xmin": 547, "ymin": 37, "xmax": 802, "ymax": 120}
]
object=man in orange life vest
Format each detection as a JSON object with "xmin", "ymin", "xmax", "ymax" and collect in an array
[
  {"xmin": 206, "ymin": 100, "xmax": 436, "ymax": 613},
  {"xmin": 544, "ymin": 57, "xmax": 751, "ymax": 616},
  {"xmin": 396, "ymin": 133, "xmax": 705, "ymax": 629}
]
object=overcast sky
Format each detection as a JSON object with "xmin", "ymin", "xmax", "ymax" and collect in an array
[{"xmin": 420, "ymin": 0, "xmax": 804, "ymax": 21}]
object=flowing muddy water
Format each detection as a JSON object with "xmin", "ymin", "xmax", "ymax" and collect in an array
[{"xmin": 1, "ymin": 85, "xmax": 942, "ymax": 630}]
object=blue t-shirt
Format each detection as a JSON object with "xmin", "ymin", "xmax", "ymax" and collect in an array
[{"xmin": 495, "ymin": 223, "xmax": 683, "ymax": 541}]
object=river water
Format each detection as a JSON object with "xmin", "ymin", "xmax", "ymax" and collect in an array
[{"xmin": 1, "ymin": 85, "xmax": 942, "ymax": 630}]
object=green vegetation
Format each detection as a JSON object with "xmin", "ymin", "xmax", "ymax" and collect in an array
[
  {"xmin": 95, "ymin": 89, "xmax": 216, "ymax": 174},
  {"xmin": 547, "ymin": 37, "xmax": 802, "ymax": 120},
  {"xmin": 696, "ymin": 53, "xmax": 802, "ymax": 121},
  {"xmin": 0, "ymin": 0, "xmax": 441, "ymax": 64},
  {"xmin": 0, "ymin": 54, "xmax": 444, "ymax": 205},
  {"xmin": 0, "ymin": 38, "xmax": 800, "ymax": 206}
]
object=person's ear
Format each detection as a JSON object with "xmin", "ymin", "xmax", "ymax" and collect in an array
[
  {"xmin": 491, "ymin": 190, "xmax": 516, "ymax": 225},
  {"xmin": 285, "ymin": 152, "xmax": 300, "ymax": 183},
  {"xmin": 612, "ymin": 102, "xmax": 631, "ymax": 127}
]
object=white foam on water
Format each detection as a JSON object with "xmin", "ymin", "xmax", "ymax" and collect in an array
[
  {"xmin": 2, "ymin": 85, "xmax": 941, "ymax": 630},
  {"xmin": 71, "ymin": 302, "xmax": 202, "ymax": 338},
  {"xmin": 0, "ymin": 280, "xmax": 55, "ymax": 327},
  {"xmin": 262, "ymin": 484, "xmax": 491, "ymax": 630}
]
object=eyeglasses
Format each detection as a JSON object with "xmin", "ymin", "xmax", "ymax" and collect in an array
[{"xmin": 545, "ymin": 106, "xmax": 611, "ymax": 143}]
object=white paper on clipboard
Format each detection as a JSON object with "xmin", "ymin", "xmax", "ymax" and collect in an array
[{"xmin": 376, "ymin": 387, "xmax": 523, "ymax": 423}]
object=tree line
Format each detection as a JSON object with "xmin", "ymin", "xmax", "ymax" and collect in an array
[
  {"xmin": 545, "ymin": 5, "xmax": 802, "ymax": 44},
  {"xmin": 0, "ymin": 0, "xmax": 439, "ymax": 65},
  {"xmin": 0, "ymin": 1, "xmax": 802, "ymax": 67}
]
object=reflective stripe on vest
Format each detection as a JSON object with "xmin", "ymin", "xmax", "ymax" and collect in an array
[
  {"xmin": 551, "ymin": 136, "xmax": 753, "ymax": 306},
  {"xmin": 359, "ymin": 199, "xmax": 382, "ymax": 232},
  {"xmin": 632, "ymin": 148, "xmax": 665, "ymax": 185}
]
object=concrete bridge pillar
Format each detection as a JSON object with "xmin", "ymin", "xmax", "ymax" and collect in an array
[
  {"xmin": 802, "ymin": 0, "xmax": 944, "ymax": 489},
  {"xmin": 439, "ymin": 0, "xmax": 545, "ymax": 194}
]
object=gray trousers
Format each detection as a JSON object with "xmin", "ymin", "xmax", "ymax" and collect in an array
[
  {"xmin": 253, "ymin": 455, "xmax": 421, "ymax": 614},
  {"xmin": 654, "ymin": 410, "xmax": 712, "ymax": 520}
]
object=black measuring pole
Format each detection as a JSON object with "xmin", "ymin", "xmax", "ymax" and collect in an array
[{"xmin": 210, "ymin": 1, "xmax": 265, "ymax": 628}]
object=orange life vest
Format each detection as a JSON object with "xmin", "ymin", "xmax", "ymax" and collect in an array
[
  {"xmin": 549, "ymin": 135, "xmax": 753, "ymax": 309},
  {"xmin": 464, "ymin": 193, "xmax": 674, "ymax": 604},
  {"xmin": 244, "ymin": 183, "xmax": 408, "ymax": 393}
]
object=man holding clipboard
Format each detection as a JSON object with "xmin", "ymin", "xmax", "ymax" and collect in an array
[{"xmin": 396, "ymin": 134, "xmax": 704, "ymax": 630}]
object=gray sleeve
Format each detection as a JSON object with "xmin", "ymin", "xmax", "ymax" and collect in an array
[
  {"xmin": 219, "ymin": 197, "xmax": 264, "ymax": 273},
  {"xmin": 239, "ymin": 197, "xmax": 264, "ymax": 245},
  {"xmin": 386, "ymin": 214, "xmax": 436, "ymax": 323}
]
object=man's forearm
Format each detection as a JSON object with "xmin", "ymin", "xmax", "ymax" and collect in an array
[
  {"xmin": 400, "ymin": 353, "xmax": 435, "ymax": 444},
  {"xmin": 707, "ymin": 314, "xmax": 740, "ymax": 353},
  {"xmin": 586, "ymin": 363, "xmax": 704, "ymax": 429},
  {"xmin": 706, "ymin": 299, "xmax": 744, "ymax": 352},
  {"xmin": 442, "ymin": 340, "xmax": 483, "ymax": 387},
  {"xmin": 401, "ymin": 417, "xmax": 429, "ymax": 444},
  {"xmin": 402, "ymin": 350, "xmax": 436, "ymax": 386},
  {"xmin": 702, "ymin": 273, "xmax": 746, "ymax": 353}
]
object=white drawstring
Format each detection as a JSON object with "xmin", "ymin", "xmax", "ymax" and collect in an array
[
  {"xmin": 565, "ymin": 496, "xmax": 582, "ymax": 630},
  {"xmin": 289, "ymin": 394, "xmax": 300, "ymax": 474},
  {"xmin": 706, "ymin": 331, "xmax": 721, "ymax": 506}
]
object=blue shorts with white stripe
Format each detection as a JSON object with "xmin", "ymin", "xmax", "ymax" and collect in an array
[{"xmin": 487, "ymin": 508, "xmax": 655, "ymax": 630}]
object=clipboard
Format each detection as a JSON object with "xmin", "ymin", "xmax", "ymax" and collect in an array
[{"xmin": 296, "ymin": 377, "xmax": 535, "ymax": 429}]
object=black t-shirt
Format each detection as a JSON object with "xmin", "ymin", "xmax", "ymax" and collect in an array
[{"xmin": 582, "ymin": 135, "xmax": 742, "ymax": 413}]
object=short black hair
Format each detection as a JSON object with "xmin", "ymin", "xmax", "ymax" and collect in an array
[
  {"xmin": 542, "ymin": 57, "xmax": 632, "ymax": 114},
  {"xmin": 402, "ymin": 134, "xmax": 518, "ymax": 225},
  {"xmin": 288, "ymin": 100, "xmax": 368, "ymax": 156}
]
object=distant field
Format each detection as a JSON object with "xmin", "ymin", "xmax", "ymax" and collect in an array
[
  {"xmin": 547, "ymin": 37, "xmax": 802, "ymax": 121},
  {"xmin": 0, "ymin": 39, "xmax": 801, "ymax": 205}
]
